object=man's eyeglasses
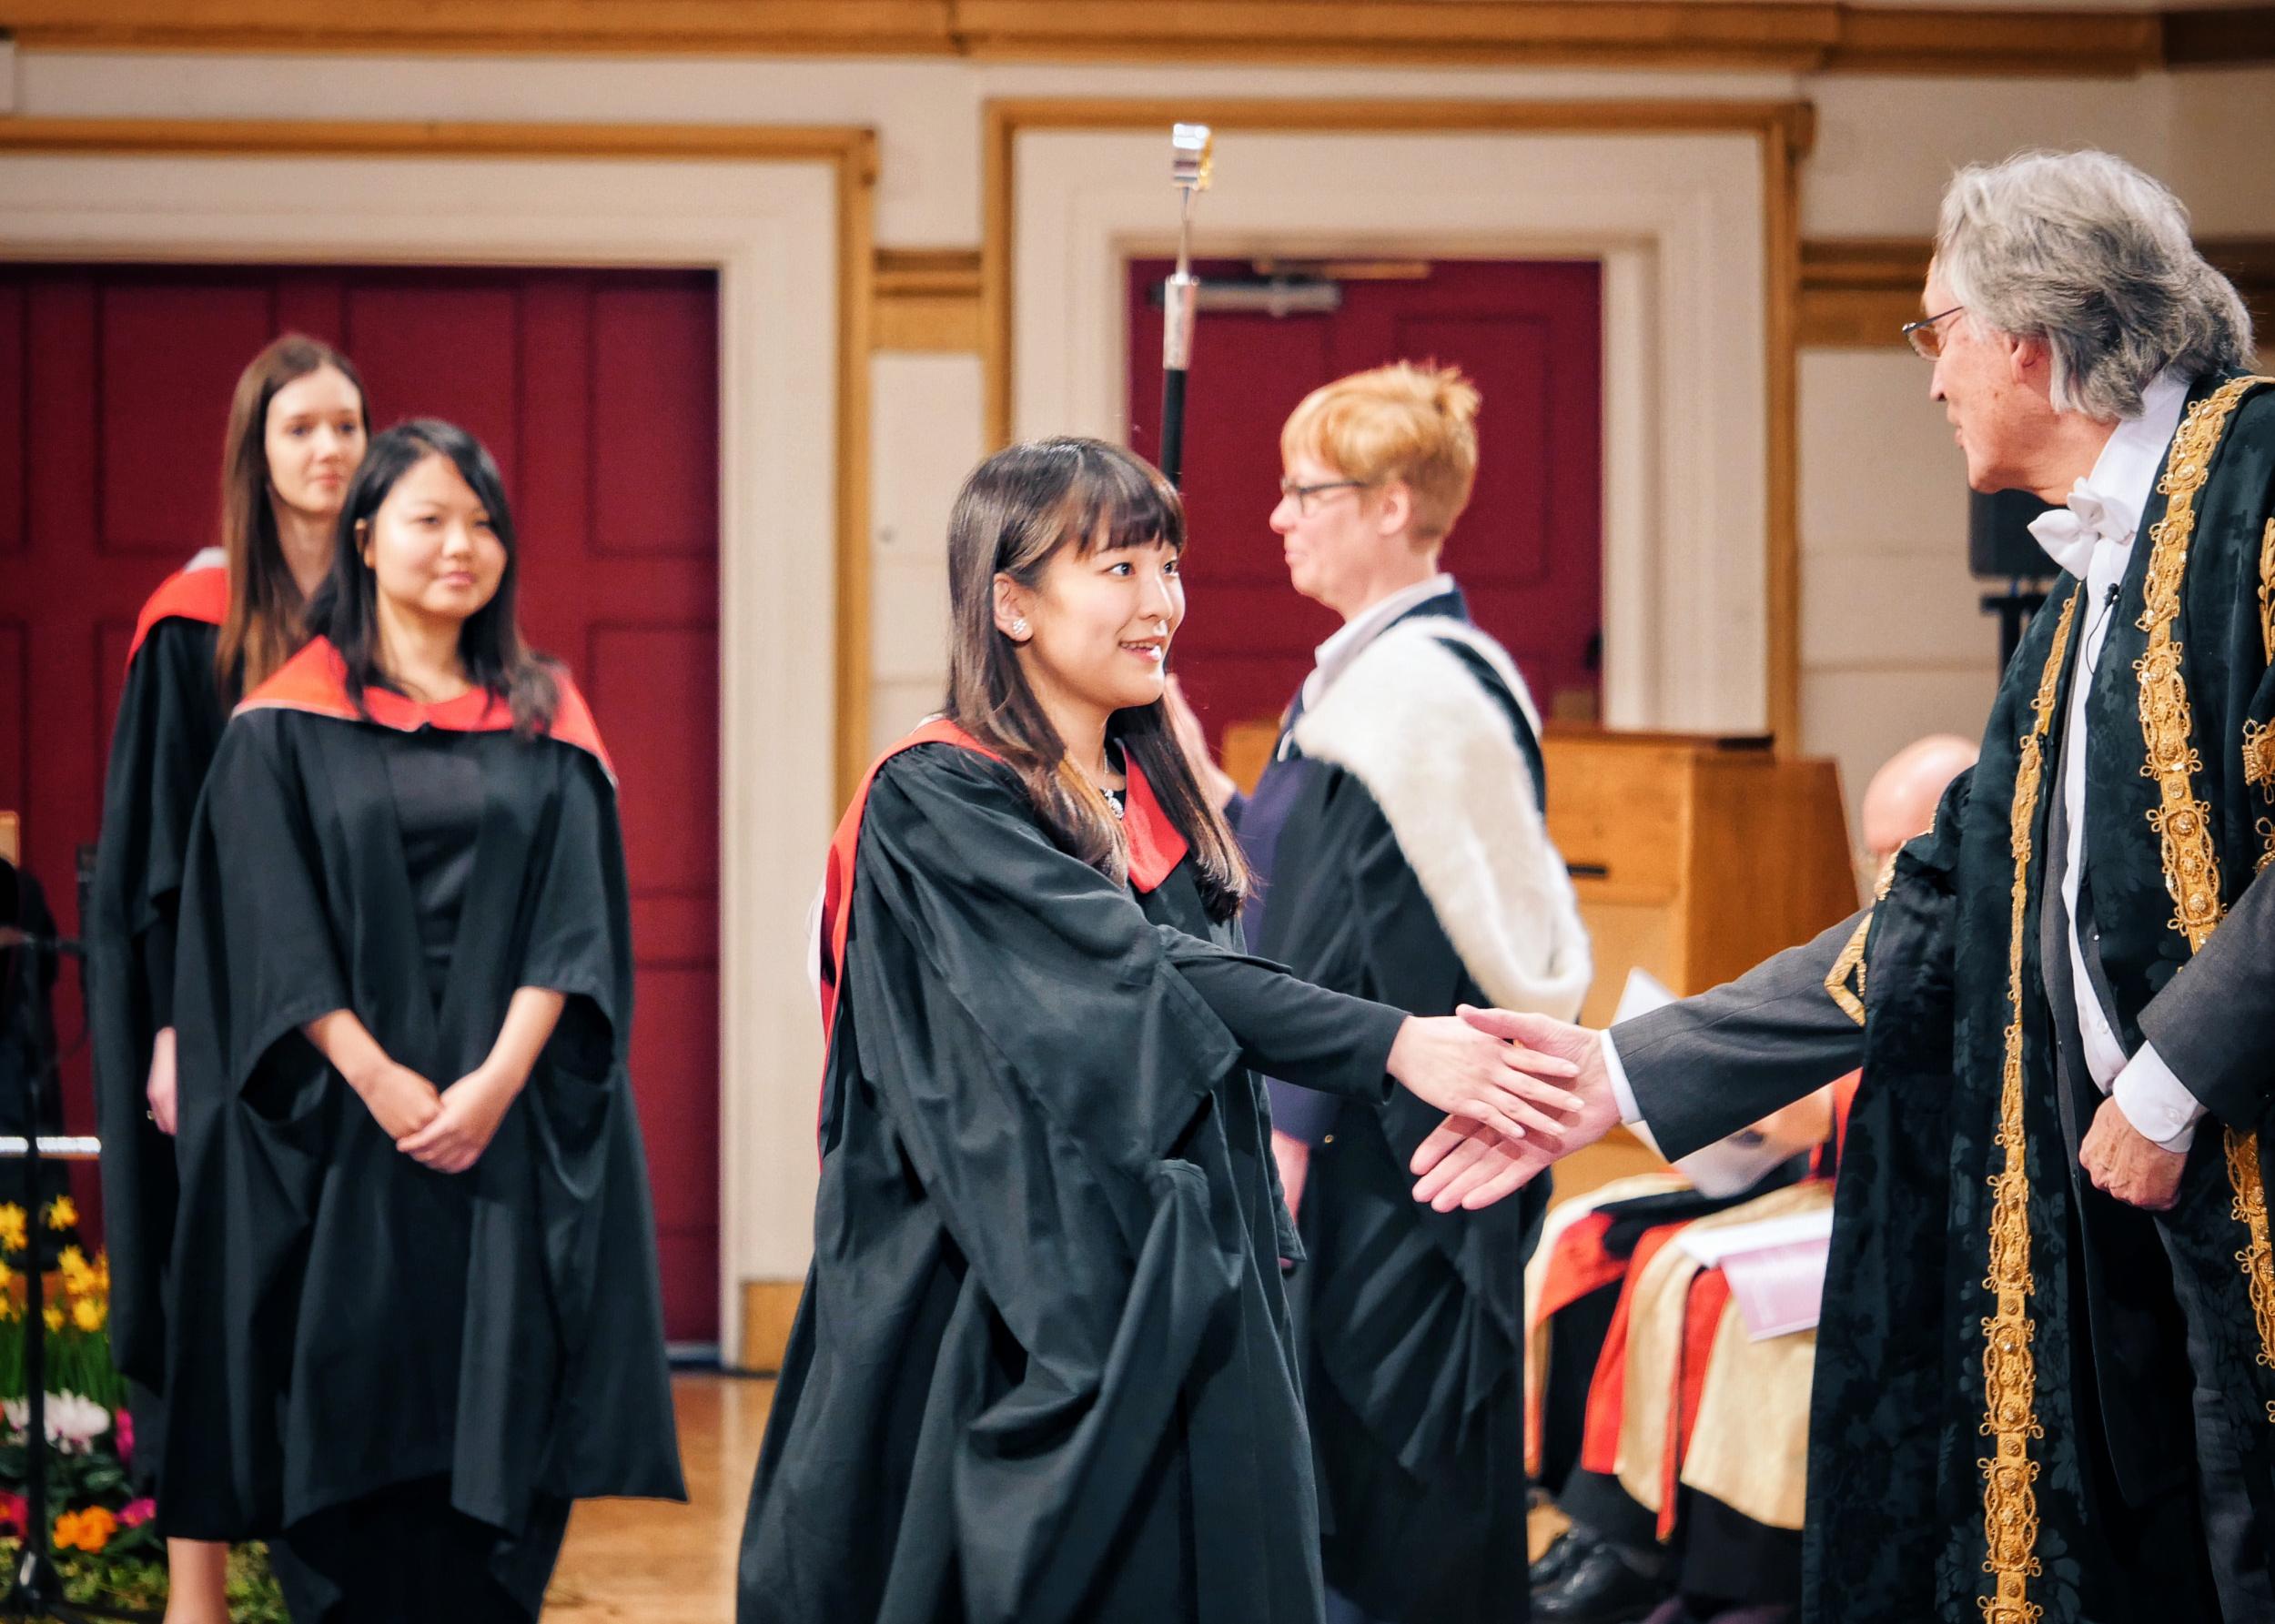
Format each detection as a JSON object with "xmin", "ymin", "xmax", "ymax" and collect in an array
[
  {"xmin": 1902, "ymin": 306, "xmax": 1965, "ymax": 360},
  {"xmin": 1278, "ymin": 478, "xmax": 1373, "ymax": 516}
]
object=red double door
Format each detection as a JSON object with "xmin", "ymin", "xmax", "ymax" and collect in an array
[
  {"xmin": 1127, "ymin": 257, "xmax": 1603, "ymax": 742},
  {"xmin": 0, "ymin": 264, "xmax": 723, "ymax": 1343}
]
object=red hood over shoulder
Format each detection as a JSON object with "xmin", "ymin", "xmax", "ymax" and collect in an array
[{"xmin": 236, "ymin": 637, "xmax": 615, "ymax": 782}]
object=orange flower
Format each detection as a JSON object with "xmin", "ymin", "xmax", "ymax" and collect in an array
[{"xmin": 53, "ymin": 1506, "xmax": 116, "ymax": 1553}]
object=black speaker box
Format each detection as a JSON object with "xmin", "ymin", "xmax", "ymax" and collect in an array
[{"xmin": 1969, "ymin": 487, "xmax": 2058, "ymax": 580}]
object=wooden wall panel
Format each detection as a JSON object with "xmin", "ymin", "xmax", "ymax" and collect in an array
[
  {"xmin": 1800, "ymin": 237, "xmax": 2275, "ymax": 350},
  {"xmin": 0, "ymin": 0, "xmax": 2219, "ymax": 76}
]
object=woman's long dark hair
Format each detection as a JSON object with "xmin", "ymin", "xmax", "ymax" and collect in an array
[
  {"xmin": 306, "ymin": 419, "xmax": 559, "ymax": 734},
  {"xmin": 945, "ymin": 437, "xmax": 1249, "ymax": 921},
  {"xmin": 215, "ymin": 334, "xmax": 369, "ymax": 692}
]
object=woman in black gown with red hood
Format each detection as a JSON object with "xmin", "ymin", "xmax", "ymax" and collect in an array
[
  {"xmin": 160, "ymin": 419, "xmax": 682, "ymax": 1621},
  {"xmin": 738, "ymin": 438, "xmax": 1582, "ymax": 1623},
  {"xmin": 89, "ymin": 333, "xmax": 368, "ymax": 1621}
]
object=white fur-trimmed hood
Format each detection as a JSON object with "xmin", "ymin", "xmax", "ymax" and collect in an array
[{"xmin": 1291, "ymin": 617, "xmax": 1592, "ymax": 1019}]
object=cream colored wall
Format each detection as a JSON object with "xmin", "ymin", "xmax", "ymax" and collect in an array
[{"xmin": 18, "ymin": 45, "xmax": 2274, "ymax": 1312}]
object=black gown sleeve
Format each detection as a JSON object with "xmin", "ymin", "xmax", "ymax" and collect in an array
[
  {"xmin": 1154, "ymin": 929, "xmax": 1402, "ymax": 1104},
  {"xmin": 86, "ymin": 619, "xmax": 228, "ymax": 1387}
]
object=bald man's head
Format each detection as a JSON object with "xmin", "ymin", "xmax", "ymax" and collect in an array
[{"xmin": 1862, "ymin": 733, "xmax": 1979, "ymax": 861}]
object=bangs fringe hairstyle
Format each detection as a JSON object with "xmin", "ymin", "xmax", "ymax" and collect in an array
[
  {"xmin": 1279, "ymin": 360, "xmax": 1481, "ymax": 543},
  {"xmin": 306, "ymin": 418, "xmax": 561, "ymax": 736},
  {"xmin": 215, "ymin": 334, "xmax": 369, "ymax": 692},
  {"xmin": 945, "ymin": 437, "xmax": 1250, "ymax": 921}
]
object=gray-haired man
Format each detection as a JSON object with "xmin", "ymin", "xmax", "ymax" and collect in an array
[{"xmin": 1420, "ymin": 150, "xmax": 2275, "ymax": 1623}]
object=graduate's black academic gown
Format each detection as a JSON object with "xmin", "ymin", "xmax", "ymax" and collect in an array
[
  {"xmin": 160, "ymin": 640, "xmax": 683, "ymax": 1617},
  {"xmin": 87, "ymin": 560, "xmax": 230, "ymax": 1394},
  {"xmin": 738, "ymin": 723, "xmax": 1409, "ymax": 1624}
]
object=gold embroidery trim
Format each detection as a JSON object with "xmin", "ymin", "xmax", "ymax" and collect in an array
[
  {"xmin": 1978, "ymin": 588, "xmax": 2073, "ymax": 1624},
  {"xmin": 2253, "ymin": 519, "xmax": 2275, "ymax": 875},
  {"xmin": 1823, "ymin": 857, "xmax": 1892, "ymax": 1027},
  {"xmin": 1825, "ymin": 913, "xmax": 1871, "ymax": 1025},
  {"xmin": 2132, "ymin": 376, "xmax": 2275, "ymax": 1425}
]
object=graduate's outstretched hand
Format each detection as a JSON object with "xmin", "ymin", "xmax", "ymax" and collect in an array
[
  {"xmin": 354, "ymin": 1059, "xmax": 443, "ymax": 1141},
  {"xmin": 1407, "ymin": 1117, "xmax": 1558, "ymax": 1212},
  {"xmin": 1384, "ymin": 1013, "xmax": 1585, "ymax": 1146},
  {"xmin": 1405, "ymin": 1007, "xmax": 1623, "ymax": 1211},
  {"xmin": 396, "ymin": 1065, "xmax": 519, "ymax": 1175}
]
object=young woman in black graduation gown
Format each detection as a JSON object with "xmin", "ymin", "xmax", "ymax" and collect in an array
[
  {"xmin": 159, "ymin": 419, "xmax": 683, "ymax": 1622},
  {"xmin": 87, "ymin": 333, "xmax": 368, "ymax": 1623},
  {"xmin": 738, "ymin": 439, "xmax": 1582, "ymax": 1624}
]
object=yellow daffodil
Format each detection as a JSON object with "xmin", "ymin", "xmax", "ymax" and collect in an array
[
  {"xmin": 0, "ymin": 1294, "xmax": 17, "ymax": 1323},
  {"xmin": 57, "ymin": 1247, "xmax": 93, "ymax": 1295},
  {"xmin": 42, "ymin": 1305, "xmax": 63, "ymax": 1334},
  {"xmin": 44, "ymin": 1195, "xmax": 76, "ymax": 1232},
  {"xmin": 69, "ymin": 1297, "xmax": 102, "ymax": 1334},
  {"xmin": 0, "ymin": 1205, "xmax": 25, "ymax": 1253}
]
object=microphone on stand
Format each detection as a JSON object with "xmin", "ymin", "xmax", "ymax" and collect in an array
[{"xmin": 1158, "ymin": 123, "xmax": 1214, "ymax": 490}]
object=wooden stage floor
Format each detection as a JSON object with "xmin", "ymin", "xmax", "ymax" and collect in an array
[
  {"xmin": 549, "ymin": 1129, "xmax": 1664, "ymax": 1618},
  {"xmin": 547, "ymin": 1374, "xmax": 774, "ymax": 1621}
]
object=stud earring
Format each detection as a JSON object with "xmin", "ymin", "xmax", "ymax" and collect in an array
[{"xmin": 1010, "ymin": 619, "xmax": 1030, "ymax": 639}]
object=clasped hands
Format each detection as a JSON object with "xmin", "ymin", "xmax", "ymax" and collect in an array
[
  {"xmin": 351, "ymin": 1057, "xmax": 521, "ymax": 1174},
  {"xmin": 1394, "ymin": 1006, "xmax": 1622, "ymax": 1213}
]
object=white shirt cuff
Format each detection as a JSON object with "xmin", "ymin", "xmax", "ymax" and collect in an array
[
  {"xmin": 2111, "ymin": 1041, "xmax": 2204, "ymax": 1154},
  {"xmin": 1600, "ymin": 1029, "xmax": 1643, "ymax": 1126}
]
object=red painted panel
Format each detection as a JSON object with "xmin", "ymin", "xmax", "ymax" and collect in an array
[
  {"xmin": 1127, "ymin": 257, "xmax": 1603, "ymax": 740},
  {"xmin": 345, "ymin": 282, "xmax": 522, "ymax": 489},
  {"xmin": 592, "ymin": 286, "xmax": 719, "ymax": 556},
  {"xmin": 0, "ymin": 622, "xmax": 25, "ymax": 830},
  {"xmin": 0, "ymin": 283, "xmax": 24, "ymax": 555},
  {"xmin": 587, "ymin": 624, "xmax": 719, "ymax": 894},
  {"xmin": 98, "ymin": 277, "xmax": 273, "ymax": 556},
  {"xmin": 0, "ymin": 264, "xmax": 724, "ymax": 1344},
  {"xmin": 627, "ymin": 963, "xmax": 721, "ymax": 1342}
]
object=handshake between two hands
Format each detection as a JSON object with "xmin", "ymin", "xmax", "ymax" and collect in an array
[{"xmin": 1381, "ymin": 1006, "xmax": 1623, "ymax": 1213}]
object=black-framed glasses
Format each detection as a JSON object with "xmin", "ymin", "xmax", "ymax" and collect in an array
[
  {"xmin": 1277, "ymin": 477, "xmax": 1373, "ymax": 516},
  {"xmin": 1902, "ymin": 305, "xmax": 1965, "ymax": 360}
]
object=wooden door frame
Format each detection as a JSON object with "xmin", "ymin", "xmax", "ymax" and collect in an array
[
  {"xmin": 982, "ymin": 96, "xmax": 1813, "ymax": 748},
  {"xmin": 0, "ymin": 116, "xmax": 875, "ymax": 1362}
]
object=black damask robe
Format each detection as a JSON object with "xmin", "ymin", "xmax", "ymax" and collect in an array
[{"xmin": 1807, "ymin": 371, "xmax": 2275, "ymax": 1623}]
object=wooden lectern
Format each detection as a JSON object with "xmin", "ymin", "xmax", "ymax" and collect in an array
[
  {"xmin": 1220, "ymin": 723, "xmax": 1860, "ymax": 1026},
  {"xmin": 1541, "ymin": 730, "xmax": 1857, "ymax": 1025}
]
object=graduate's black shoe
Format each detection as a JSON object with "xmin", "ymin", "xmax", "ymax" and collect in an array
[
  {"xmin": 1530, "ymin": 1540, "xmax": 1672, "ymax": 1624},
  {"xmin": 1530, "ymin": 1527, "xmax": 1592, "ymax": 1594}
]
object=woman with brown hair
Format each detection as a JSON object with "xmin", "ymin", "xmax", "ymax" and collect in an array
[
  {"xmin": 159, "ymin": 419, "xmax": 682, "ymax": 1620},
  {"xmin": 89, "ymin": 332, "xmax": 367, "ymax": 1622},
  {"xmin": 738, "ymin": 437, "xmax": 1580, "ymax": 1623}
]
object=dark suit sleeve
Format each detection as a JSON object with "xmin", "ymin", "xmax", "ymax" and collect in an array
[
  {"xmin": 2137, "ymin": 866, "xmax": 2275, "ymax": 1130},
  {"xmin": 1154, "ymin": 928, "xmax": 1403, "ymax": 1106},
  {"xmin": 1610, "ymin": 910, "xmax": 1871, "ymax": 1162}
]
